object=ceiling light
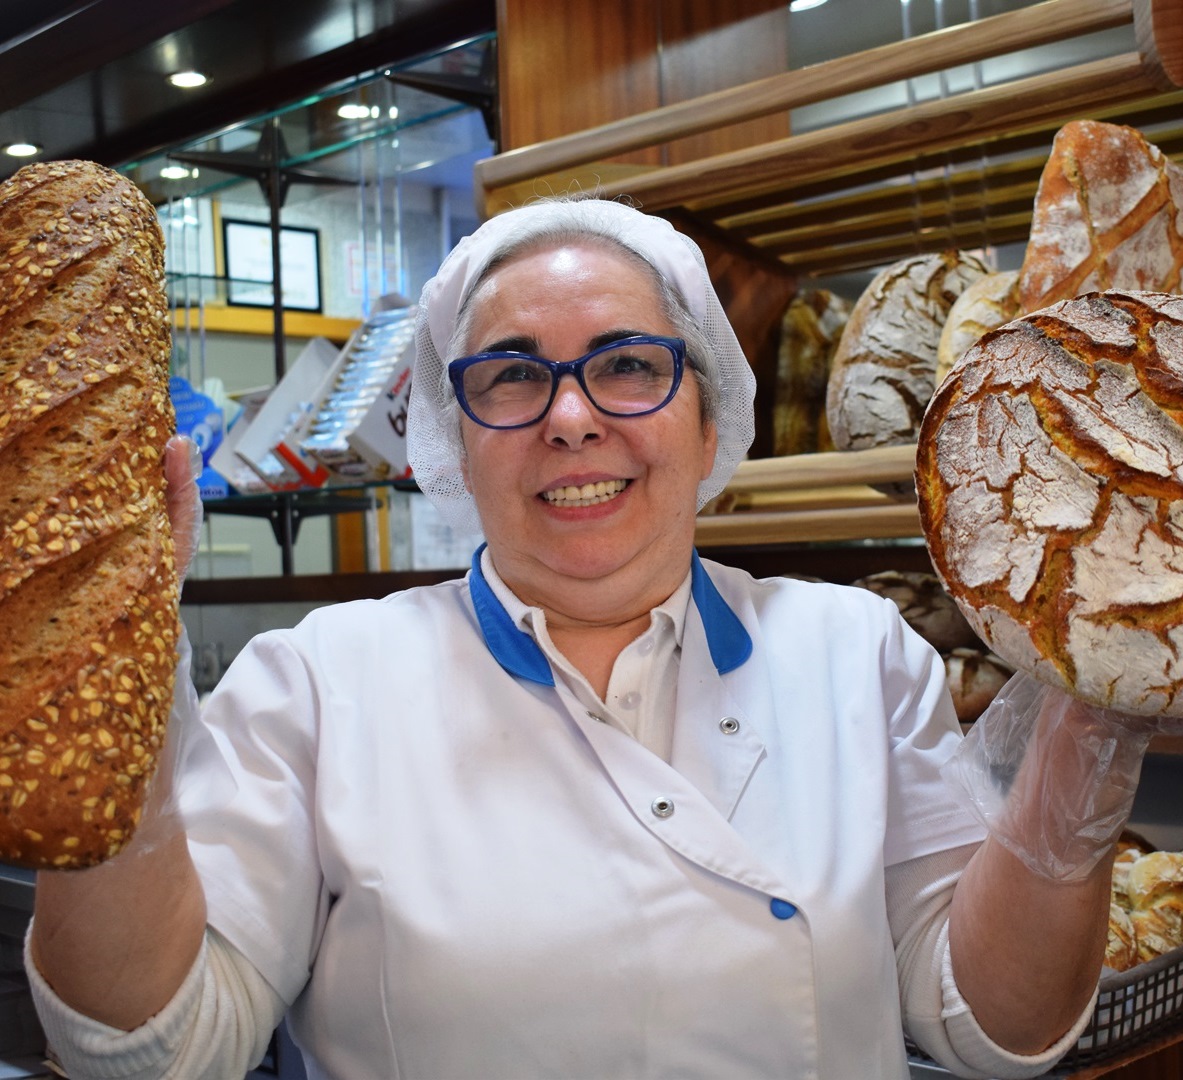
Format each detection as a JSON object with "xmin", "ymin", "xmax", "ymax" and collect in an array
[
  {"xmin": 3, "ymin": 143, "xmax": 40, "ymax": 157},
  {"xmin": 388, "ymin": 106, "xmax": 399, "ymax": 120},
  {"xmin": 160, "ymin": 165, "xmax": 193, "ymax": 180},
  {"xmin": 169, "ymin": 71, "xmax": 208, "ymax": 89},
  {"xmin": 337, "ymin": 103, "xmax": 371, "ymax": 120},
  {"xmin": 788, "ymin": 0, "xmax": 829, "ymax": 10}
]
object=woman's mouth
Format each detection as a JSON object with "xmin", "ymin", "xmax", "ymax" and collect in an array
[{"xmin": 541, "ymin": 479, "xmax": 628, "ymax": 507}]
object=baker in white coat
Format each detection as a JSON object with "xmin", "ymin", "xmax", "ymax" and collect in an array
[{"xmin": 27, "ymin": 196, "xmax": 1143, "ymax": 1079}]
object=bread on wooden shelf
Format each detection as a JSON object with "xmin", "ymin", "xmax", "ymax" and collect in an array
[
  {"xmin": 825, "ymin": 250, "xmax": 988, "ymax": 454},
  {"xmin": 935, "ymin": 270, "xmax": 1020, "ymax": 387},
  {"xmin": 0, "ymin": 159, "xmax": 179, "ymax": 869},
  {"xmin": 1018, "ymin": 119, "xmax": 1183, "ymax": 315},
  {"xmin": 774, "ymin": 289, "xmax": 850, "ymax": 456}
]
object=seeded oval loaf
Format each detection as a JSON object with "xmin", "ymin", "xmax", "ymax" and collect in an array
[
  {"xmin": 915, "ymin": 290, "xmax": 1183, "ymax": 718},
  {"xmin": 0, "ymin": 159, "xmax": 178, "ymax": 869}
]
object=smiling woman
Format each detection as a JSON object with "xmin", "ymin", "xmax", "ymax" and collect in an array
[{"xmin": 26, "ymin": 194, "xmax": 1181, "ymax": 1080}]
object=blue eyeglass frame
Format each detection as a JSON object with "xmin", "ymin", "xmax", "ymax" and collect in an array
[{"xmin": 447, "ymin": 334, "xmax": 687, "ymax": 430}]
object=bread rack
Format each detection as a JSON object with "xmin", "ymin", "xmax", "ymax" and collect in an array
[
  {"xmin": 476, "ymin": 0, "xmax": 1182, "ymax": 274},
  {"xmin": 475, "ymin": 0, "xmax": 1182, "ymax": 551}
]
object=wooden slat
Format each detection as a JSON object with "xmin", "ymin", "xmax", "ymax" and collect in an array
[
  {"xmin": 589, "ymin": 54, "xmax": 1156, "ymax": 211},
  {"xmin": 695, "ymin": 502, "xmax": 922, "ymax": 546},
  {"xmin": 717, "ymin": 444, "xmax": 917, "ymax": 495},
  {"xmin": 477, "ymin": 0, "xmax": 1134, "ymax": 199}
]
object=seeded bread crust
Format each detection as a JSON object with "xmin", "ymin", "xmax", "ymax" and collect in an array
[
  {"xmin": 0, "ymin": 159, "xmax": 178, "ymax": 868},
  {"xmin": 916, "ymin": 290, "xmax": 1183, "ymax": 718}
]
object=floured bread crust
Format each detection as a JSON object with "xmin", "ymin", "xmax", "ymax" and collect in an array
[
  {"xmin": 936, "ymin": 270, "xmax": 1020, "ymax": 387},
  {"xmin": 826, "ymin": 250, "xmax": 987, "ymax": 451},
  {"xmin": 916, "ymin": 290, "xmax": 1183, "ymax": 717},
  {"xmin": 0, "ymin": 160, "xmax": 178, "ymax": 868},
  {"xmin": 1018, "ymin": 120, "xmax": 1183, "ymax": 314}
]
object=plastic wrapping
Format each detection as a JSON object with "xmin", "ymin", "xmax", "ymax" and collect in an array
[
  {"xmin": 163, "ymin": 434, "xmax": 205, "ymax": 580},
  {"xmin": 942, "ymin": 672, "xmax": 1181, "ymax": 882}
]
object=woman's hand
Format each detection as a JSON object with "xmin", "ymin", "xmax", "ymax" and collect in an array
[
  {"xmin": 164, "ymin": 434, "xmax": 204, "ymax": 580},
  {"xmin": 945, "ymin": 675, "xmax": 1163, "ymax": 1054}
]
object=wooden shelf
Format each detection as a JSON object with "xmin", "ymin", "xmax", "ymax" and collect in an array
[{"xmin": 476, "ymin": 0, "xmax": 1183, "ymax": 279}]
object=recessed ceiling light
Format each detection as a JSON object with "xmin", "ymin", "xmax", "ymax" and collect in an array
[
  {"xmin": 160, "ymin": 165, "xmax": 193, "ymax": 180},
  {"xmin": 3, "ymin": 143, "xmax": 40, "ymax": 157},
  {"xmin": 337, "ymin": 103, "xmax": 371, "ymax": 120},
  {"xmin": 788, "ymin": 0, "xmax": 828, "ymax": 10},
  {"xmin": 169, "ymin": 71, "xmax": 208, "ymax": 89}
]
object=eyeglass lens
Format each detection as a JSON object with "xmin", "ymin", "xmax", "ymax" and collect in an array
[{"xmin": 460, "ymin": 340, "xmax": 678, "ymax": 428}]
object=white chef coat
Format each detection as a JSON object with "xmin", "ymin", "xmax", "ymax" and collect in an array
[{"xmin": 170, "ymin": 550, "xmax": 994, "ymax": 1079}]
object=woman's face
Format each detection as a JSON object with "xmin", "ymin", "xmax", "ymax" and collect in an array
[{"xmin": 458, "ymin": 241, "xmax": 718, "ymax": 613}]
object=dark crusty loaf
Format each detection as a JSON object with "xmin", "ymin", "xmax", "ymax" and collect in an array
[
  {"xmin": 1018, "ymin": 120, "xmax": 1183, "ymax": 314},
  {"xmin": 825, "ymin": 250, "xmax": 987, "ymax": 452},
  {"xmin": 0, "ymin": 160, "xmax": 178, "ymax": 868},
  {"xmin": 773, "ymin": 289, "xmax": 850, "ymax": 455},
  {"xmin": 915, "ymin": 290, "xmax": 1183, "ymax": 718}
]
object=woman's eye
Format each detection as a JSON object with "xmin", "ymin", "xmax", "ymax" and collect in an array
[
  {"xmin": 603, "ymin": 353, "xmax": 654, "ymax": 376},
  {"xmin": 491, "ymin": 362, "xmax": 546, "ymax": 385}
]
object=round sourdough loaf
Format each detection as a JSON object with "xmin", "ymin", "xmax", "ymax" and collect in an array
[
  {"xmin": 916, "ymin": 290, "xmax": 1183, "ymax": 717},
  {"xmin": 0, "ymin": 160, "xmax": 178, "ymax": 868},
  {"xmin": 826, "ymin": 250, "xmax": 987, "ymax": 452}
]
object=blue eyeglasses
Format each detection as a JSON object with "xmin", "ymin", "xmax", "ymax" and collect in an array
[{"xmin": 448, "ymin": 334, "xmax": 686, "ymax": 430}]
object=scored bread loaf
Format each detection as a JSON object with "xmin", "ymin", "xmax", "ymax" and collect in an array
[
  {"xmin": 0, "ymin": 160, "xmax": 178, "ymax": 869},
  {"xmin": 1018, "ymin": 120, "xmax": 1183, "ymax": 314},
  {"xmin": 915, "ymin": 290, "xmax": 1183, "ymax": 718},
  {"xmin": 825, "ymin": 250, "xmax": 987, "ymax": 452}
]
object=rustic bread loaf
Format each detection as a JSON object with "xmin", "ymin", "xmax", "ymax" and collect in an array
[
  {"xmin": 1125, "ymin": 851, "xmax": 1183, "ymax": 964},
  {"xmin": 773, "ymin": 289, "xmax": 850, "ymax": 455},
  {"xmin": 915, "ymin": 290, "xmax": 1183, "ymax": 718},
  {"xmin": 1018, "ymin": 120, "xmax": 1183, "ymax": 314},
  {"xmin": 1105, "ymin": 902, "xmax": 1139, "ymax": 972},
  {"xmin": 825, "ymin": 250, "xmax": 987, "ymax": 452},
  {"xmin": 943, "ymin": 647, "xmax": 1013, "ymax": 726},
  {"xmin": 848, "ymin": 569, "xmax": 980, "ymax": 653},
  {"xmin": 935, "ymin": 270, "xmax": 1020, "ymax": 386},
  {"xmin": 0, "ymin": 160, "xmax": 178, "ymax": 869}
]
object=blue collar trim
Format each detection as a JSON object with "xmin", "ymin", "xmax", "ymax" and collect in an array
[
  {"xmin": 690, "ymin": 550, "xmax": 753, "ymax": 674},
  {"xmin": 469, "ymin": 545, "xmax": 554, "ymax": 686},
  {"xmin": 469, "ymin": 545, "xmax": 753, "ymax": 685}
]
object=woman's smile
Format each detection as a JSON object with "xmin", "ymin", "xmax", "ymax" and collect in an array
[{"xmin": 541, "ymin": 478, "xmax": 629, "ymax": 507}]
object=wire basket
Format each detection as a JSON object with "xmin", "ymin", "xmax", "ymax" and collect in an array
[{"xmin": 1056, "ymin": 945, "xmax": 1183, "ymax": 1070}]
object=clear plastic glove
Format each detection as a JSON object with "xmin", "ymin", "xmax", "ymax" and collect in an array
[
  {"xmin": 163, "ymin": 434, "xmax": 204, "ymax": 583},
  {"xmin": 942, "ymin": 672, "xmax": 1179, "ymax": 882}
]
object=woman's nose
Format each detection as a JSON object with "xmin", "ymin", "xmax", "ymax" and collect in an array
[{"xmin": 542, "ymin": 374, "xmax": 603, "ymax": 448}]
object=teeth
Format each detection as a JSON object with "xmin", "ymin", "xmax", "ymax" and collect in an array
[{"xmin": 543, "ymin": 479, "xmax": 627, "ymax": 507}]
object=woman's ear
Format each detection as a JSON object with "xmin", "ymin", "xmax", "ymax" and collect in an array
[{"xmin": 700, "ymin": 420, "xmax": 719, "ymax": 482}]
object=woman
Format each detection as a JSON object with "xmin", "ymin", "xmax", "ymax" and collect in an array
[{"xmin": 26, "ymin": 197, "xmax": 1151, "ymax": 1078}]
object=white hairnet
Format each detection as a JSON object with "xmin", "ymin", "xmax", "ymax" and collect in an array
[{"xmin": 407, "ymin": 197, "xmax": 756, "ymax": 533}]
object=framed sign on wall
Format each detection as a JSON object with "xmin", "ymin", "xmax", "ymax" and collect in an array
[{"xmin": 223, "ymin": 219, "xmax": 322, "ymax": 312}]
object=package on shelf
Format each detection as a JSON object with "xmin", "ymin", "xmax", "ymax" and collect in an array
[
  {"xmin": 209, "ymin": 388, "xmax": 273, "ymax": 495},
  {"xmin": 168, "ymin": 375, "xmax": 229, "ymax": 499},
  {"xmin": 299, "ymin": 308, "xmax": 418, "ymax": 482},
  {"xmin": 231, "ymin": 337, "xmax": 338, "ymax": 491}
]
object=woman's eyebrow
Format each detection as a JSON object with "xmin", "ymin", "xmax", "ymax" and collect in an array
[
  {"xmin": 478, "ymin": 334, "xmax": 540, "ymax": 355},
  {"xmin": 587, "ymin": 328, "xmax": 650, "ymax": 350}
]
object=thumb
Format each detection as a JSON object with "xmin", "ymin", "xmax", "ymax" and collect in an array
[{"xmin": 163, "ymin": 435, "xmax": 204, "ymax": 580}]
